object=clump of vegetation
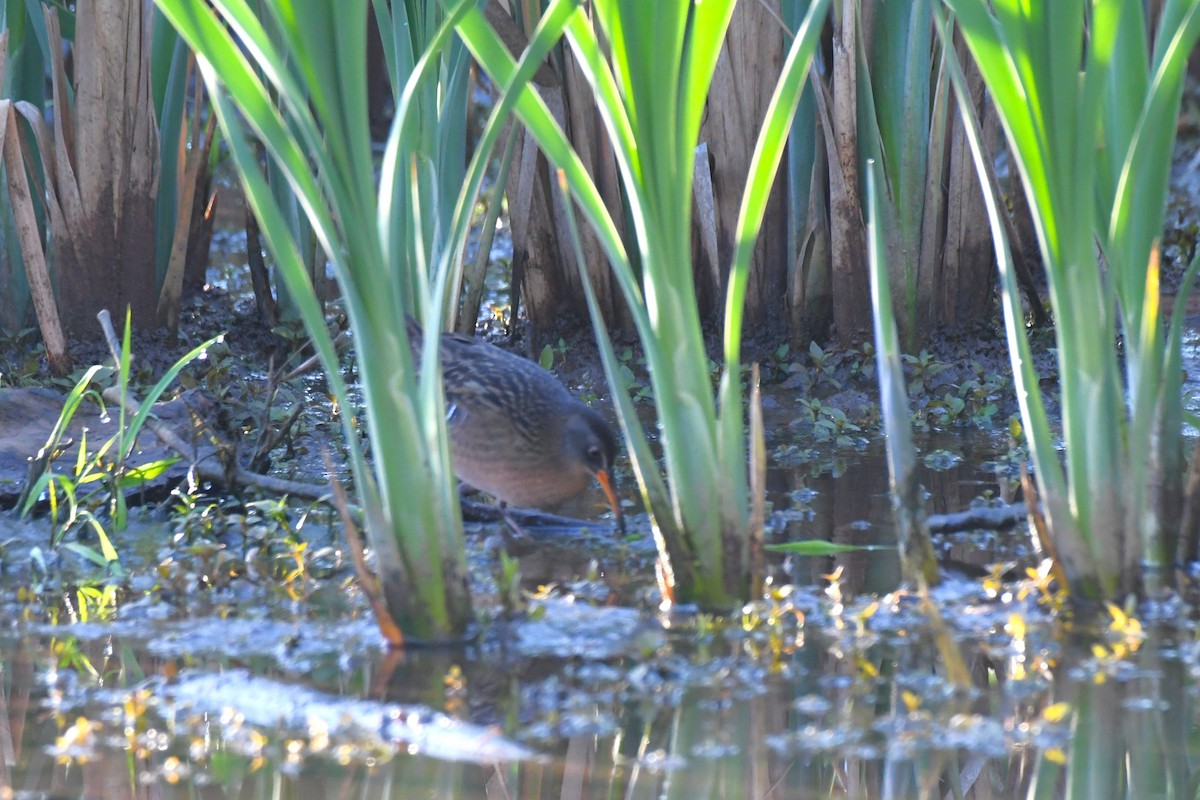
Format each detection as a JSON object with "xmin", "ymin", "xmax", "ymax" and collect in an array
[{"xmin": 946, "ymin": 0, "xmax": 1200, "ymax": 601}]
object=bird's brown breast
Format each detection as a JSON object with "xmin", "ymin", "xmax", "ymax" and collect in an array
[{"xmin": 451, "ymin": 450, "xmax": 594, "ymax": 508}]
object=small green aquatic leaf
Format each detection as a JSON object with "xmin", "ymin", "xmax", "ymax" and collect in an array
[
  {"xmin": 119, "ymin": 458, "xmax": 181, "ymax": 488},
  {"xmin": 764, "ymin": 541, "xmax": 893, "ymax": 555}
]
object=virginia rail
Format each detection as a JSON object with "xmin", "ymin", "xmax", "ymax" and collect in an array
[{"xmin": 406, "ymin": 317, "xmax": 624, "ymax": 532}]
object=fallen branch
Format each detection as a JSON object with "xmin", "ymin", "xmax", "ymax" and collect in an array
[
  {"xmin": 96, "ymin": 310, "xmax": 329, "ymax": 501},
  {"xmin": 98, "ymin": 380, "xmax": 332, "ymax": 501},
  {"xmin": 925, "ymin": 501, "xmax": 1030, "ymax": 535}
]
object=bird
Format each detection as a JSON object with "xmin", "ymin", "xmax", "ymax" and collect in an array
[{"xmin": 405, "ymin": 316, "xmax": 624, "ymax": 533}]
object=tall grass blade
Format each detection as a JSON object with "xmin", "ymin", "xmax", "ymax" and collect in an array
[
  {"xmin": 554, "ymin": 169, "xmax": 691, "ymax": 602},
  {"xmin": 865, "ymin": 160, "xmax": 937, "ymax": 586}
]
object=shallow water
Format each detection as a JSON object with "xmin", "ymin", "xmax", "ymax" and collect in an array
[{"xmin": 3, "ymin": 417, "xmax": 1191, "ymax": 800}]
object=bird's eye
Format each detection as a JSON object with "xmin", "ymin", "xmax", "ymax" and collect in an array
[{"xmin": 587, "ymin": 445, "xmax": 603, "ymax": 464}]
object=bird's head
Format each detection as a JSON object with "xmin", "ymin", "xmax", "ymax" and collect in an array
[{"xmin": 562, "ymin": 407, "xmax": 624, "ymax": 533}]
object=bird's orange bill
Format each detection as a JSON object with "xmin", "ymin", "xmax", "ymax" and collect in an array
[{"xmin": 595, "ymin": 468, "xmax": 625, "ymax": 534}]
